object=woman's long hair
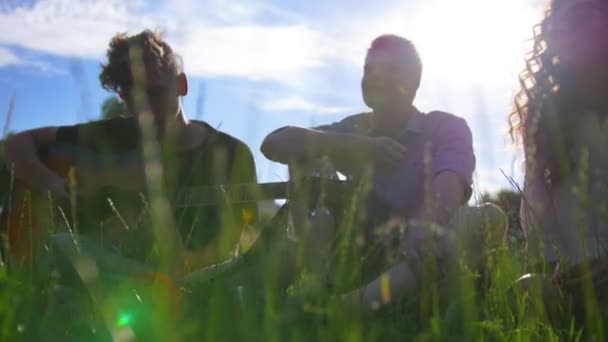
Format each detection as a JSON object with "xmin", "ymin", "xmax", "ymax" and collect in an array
[{"xmin": 509, "ymin": 0, "xmax": 584, "ymax": 185}]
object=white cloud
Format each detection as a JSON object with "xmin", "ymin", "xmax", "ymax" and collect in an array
[
  {"xmin": 0, "ymin": 47, "xmax": 20, "ymax": 67},
  {"xmin": 0, "ymin": 0, "xmax": 150, "ymax": 59},
  {"xmin": 0, "ymin": 46, "xmax": 59, "ymax": 74},
  {"xmin": 0, "ymin": 0, "xmax": 542, "ymax": 86},
  {"xmin": 0, "ymin": 0, "xmax": 333, "ymax": 83},
  {"xmin": 259, "ymin": 96, "xmax": 347, "ymax": 115},
  {"xmin": 172, "ymin": 24, "xmax": 332, "ymax": 83}
]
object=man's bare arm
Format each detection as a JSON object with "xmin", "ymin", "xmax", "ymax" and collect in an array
[
  {"xmin": 261, "ymin": 126, "xmax": 406, "ymax": 169},
  {"xmin": 4, "ymin": 127, "xmax": 67, "ymax": 196},
  {"xmin": 261, "ymin": 126, "xmax": 367, "ymax": 163}
]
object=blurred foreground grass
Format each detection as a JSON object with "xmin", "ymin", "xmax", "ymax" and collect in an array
[
  {"xmin": 0, "ymin": 99, "xmax": 606, "ymax": 341},
  {"xmin": 0, "ymin": 196, "xmax": 606, "ymax": 342}
]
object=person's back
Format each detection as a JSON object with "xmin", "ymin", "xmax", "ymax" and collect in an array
[{"xmin": 534, "ymin": 114, "xmax": 608, "ymax": 264}]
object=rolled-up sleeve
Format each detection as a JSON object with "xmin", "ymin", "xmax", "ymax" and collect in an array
[{"xmin": 431, "ymin": 116, "xmax": 475, "ymax": 200}]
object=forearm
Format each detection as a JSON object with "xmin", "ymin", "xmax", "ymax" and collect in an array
[
  {"xmin": 261, "ymin": 126, "xmax": 370, "ymax": 164},
  {"xmin": 411, "ymin": 171, "xmax": 466, "ymax": 226}
]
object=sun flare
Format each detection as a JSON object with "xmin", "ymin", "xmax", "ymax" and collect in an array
[{"xmin": 405, "ymin": 0, "xmax": 541, "ymax": 85}]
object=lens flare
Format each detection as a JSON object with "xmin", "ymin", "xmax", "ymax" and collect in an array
[{"xmin": 116, "ymin": 311, "xmax": 134, "ymax": 327}]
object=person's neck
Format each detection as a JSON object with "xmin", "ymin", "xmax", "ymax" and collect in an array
[
  {"xmin": 374, "ymin": 104, "xmax": 415, "ymax": 137},
  {"xmin": 157, "ymin": 109, "xmax": 189, "ymax": 145},
  {"xmin": 171, "ymin": 109, "xmax": 210, "ymax": 151},
  {"xmin": 173, "ymin": 109, "xmax": 191, "ymax": 135}
]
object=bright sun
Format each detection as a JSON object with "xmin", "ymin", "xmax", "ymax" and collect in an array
[{"xmin": 405, "ymin": 0, "xmax": 540, "ymax": 85}]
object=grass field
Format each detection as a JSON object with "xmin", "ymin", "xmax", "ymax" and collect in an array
[
  {"xmin": 0, "ymin": 97, "xmax": 606, "ymax": 342},
  {"xmin": 0, "ymin": 178, "xmax": 606, "ymax": 342}
]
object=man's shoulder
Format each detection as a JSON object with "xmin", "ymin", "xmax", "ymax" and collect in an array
[
  {"xmin": 193, "ymin": 120, "xmax": 253, "ymax": 158},
  {"xmin": 339, "ymin": 112, "xmax": 374, "ymax": 124},
  {"xmin": 316, "ymin": 112, "xmax": 374, "ymax": 134},
  {"xmin": 216, "ymin": 131, "xmax": 252, "ymax": 155},
  {"xmin": 425, "ymin": 111, "xmax": 471, "ymax": 135},
  {"xmin": 426, "ymin": 110, "xmax": 468, "ymax": 125},
  {"xmin": 338, "ymin": 112, "xmax": 374, "ymax": 126},
  {"xmin": 60, "ymin": 117, "xmax": 135, "ymax": 131},
  {"xmin": 56, "ymin": 117, "xmax": 138, "ymax": 150},
  {"xmin": 193, "ymin": 122, "xmax": 257, "ymax": 180}
]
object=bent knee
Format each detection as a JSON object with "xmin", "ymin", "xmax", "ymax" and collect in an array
[{"xmin": 450, "ymin": 203, "xmax": 508, "ymax": 250}]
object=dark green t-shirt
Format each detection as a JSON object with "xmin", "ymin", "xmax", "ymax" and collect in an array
[{"xmin": 54, "ymin": 117, "xmax": 258, "ymax": 259}]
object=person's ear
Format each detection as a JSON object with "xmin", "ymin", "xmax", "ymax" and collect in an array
[
  {"xmin": 119, "ymin": 90, "xmax": 127, "ymax": 102},
  {"xmin": 177, "ymin": 73, "xmax": 188, "ymax": 96}
]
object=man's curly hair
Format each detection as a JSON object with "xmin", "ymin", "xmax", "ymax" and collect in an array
[{"xmin": 99, "ymin": 29, "xmax": 182, "ymax": 94}]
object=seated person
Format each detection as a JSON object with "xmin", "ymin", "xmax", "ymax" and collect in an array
[
  {"xmin": 514, "ymin": 0, "xmax": 608, "ymax": 269},
  {"xmin": 261, "ymin": 34, "xmax": 507, "ymax": 309},
  {"xmin": 3, "ymin": 30, "xmax": 257, "ymax": 274}
]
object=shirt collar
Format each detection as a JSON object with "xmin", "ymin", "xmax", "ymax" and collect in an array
[
  {"xmin": 367, "ymin": 107, "xmax": 424, "ymax": 136},
  {"xmin": 404, "ymin": 107, "xmax": 424, "ymax": 134}
]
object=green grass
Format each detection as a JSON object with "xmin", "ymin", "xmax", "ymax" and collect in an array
[
  {"xmin": 0, "ymin": 160, "xmax": 606, "ymax": 341},
  {"xmin": 0, "ymin": 181, "xmax": 606, "ymax": 342},
  {"xmin": 0, "ymin": 94, "xmax": 606, "ymax": 341}
]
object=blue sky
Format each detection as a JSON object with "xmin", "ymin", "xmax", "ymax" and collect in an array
[{"xmin": 0, "ymin": 0, "xmax": 544, "ymax": 199}]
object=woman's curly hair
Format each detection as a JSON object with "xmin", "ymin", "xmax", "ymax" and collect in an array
[
  {"xmin": 99, "ymin": 29, "xmax": 182, "ymax": 94},
  {"xmin": 509, "ymin": 0, "xmax": 589, "ymax": 185}
]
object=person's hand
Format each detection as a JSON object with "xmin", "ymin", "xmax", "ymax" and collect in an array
[{"xmin": 366, "ymin": 136, "xmax": 407, "ymax": 169}]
